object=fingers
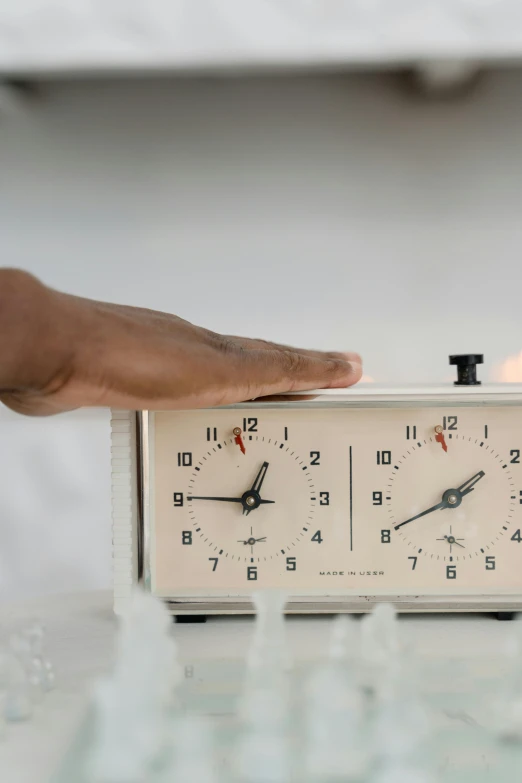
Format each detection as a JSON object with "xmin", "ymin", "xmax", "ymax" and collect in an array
[
  {"xmin": 219, "ymin": 342, "xmax": 363, "ymax": 404},
  {"xmin": 54, "ymin": 332, "xmax": 362, "ymax": 412},
  {"xmin": 224, "ymin": 335, "xmax": 362, "ymax": 369}
]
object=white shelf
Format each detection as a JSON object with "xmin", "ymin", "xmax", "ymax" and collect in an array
[{"xmin": 2, "ymin": 0, "xmax": 522, "ymax": 76}]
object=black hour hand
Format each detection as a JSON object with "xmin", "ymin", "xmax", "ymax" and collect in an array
[
  {"xmin": 244, "ymin": 461, "xmax": 270, "ymax": 516},
  {"xmin": 457, "ymin": 471, "xmax": 485, "ymax": 497},
  {"xmin": 252, "ymin": 462, "xmax": 269, "ymax": 494}
]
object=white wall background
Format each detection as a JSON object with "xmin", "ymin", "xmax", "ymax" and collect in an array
[{"xmin": 1, "ymin": 70, "xmax": 522, "ymax": 599}]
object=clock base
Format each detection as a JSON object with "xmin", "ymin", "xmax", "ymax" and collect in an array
[
  {"xmin": 174, "ymin": 615, "xmax": 207, "ymax": 624},
  {"xmin": 496, "ymin": 611, "xmax": 516, "ymax": 621}
]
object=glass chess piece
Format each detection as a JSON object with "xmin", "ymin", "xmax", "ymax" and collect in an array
[
  {"xmin": 491, "ymin": 616, "xmax": 522, "ymax": 742},
  {"xmin": 25, "ymin": 621, "xmax": 55, "ymax": 692},
  {"xmin": 370, "ymin": 645, "xmax": 430, "ymax": 783},
  {"xmin": 1, "ymin": 652, "xmax": 33, "ymax": 722},
  {"xmin": 328, "ymin": 613, "xmax": 360, "ymax": 663},
  {"xmin": 166, "ymin": 714, "xmax": 220, "ymax": 783},
  {"xmin": 247, "ymin": 590, "xmax": 291, "ymax": 675},
  {"xmin": 87, "ymin": 588, "xmax": 181, "ymax": 783},
  {"xmin": 235, "ymin": 726, "xmax": 291, "ymax": 783},
  {"xmin": 235, "ymin": 682, "xmax": 292, "ymax": 783},
  {"xmin": 10, "ymin": 621, "xmax": 55, "ymax": 703},
  {"xmin": 371, "ymin": 759, "xmax": 434, "ymax": 783},
  {"xmin": 302, "ymin": 615, "xmax": 368, "ymax": 781},
  {"xmin": 237, "ymin": 590, "xmax": 293, "ymax": 783},
  {"xmin": 241, "ymin": 588, "xmax": 291, "ymax": 732},
  {"xmin": 360, "ymin": 603, "xmax": 400, "ymax": 697}
]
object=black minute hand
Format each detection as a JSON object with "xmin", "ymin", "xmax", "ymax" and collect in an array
[
  {"xmin": 394, "ymin": 500, "xmax": 447, "ymax": 530},
  {"xmin": 394, "ymin": 469, "xmax": 486, "ymax": 531},
  {"xmin": 188, "ymin": 495, "xmax": 274, "ymax": 505}
]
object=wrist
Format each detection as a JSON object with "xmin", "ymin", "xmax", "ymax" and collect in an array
[{"xmin": 0, "ymin": 269, "xmax": 70, "ymax": 393}]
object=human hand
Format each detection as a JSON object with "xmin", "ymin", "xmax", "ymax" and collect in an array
[{"xmin": 0, "ymin": 269, "xmax": 362, "ymax": 416}]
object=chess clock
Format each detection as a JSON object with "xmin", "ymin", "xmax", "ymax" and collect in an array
[{"xmin": 111, "ymin": 355, "xmax": 522, "ymax": 619}]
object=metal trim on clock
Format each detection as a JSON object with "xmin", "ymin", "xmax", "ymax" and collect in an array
[
  {"xmin": 139, "ymin": 410, "xmax": 151, "ymax": 589},
  {"xmin": 163, "ymin": 596, "xmax": 522, "ymax": 615},
  {"xmin": 217, "ymin": 387, "xmax": 522, "ymax": 409}
]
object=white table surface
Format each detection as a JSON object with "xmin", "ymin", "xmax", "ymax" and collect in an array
[
  {"xmin": 4, "ymin": 0, "xmax": 522, "ymax": 74},
  {"xmin": 0, "ymin": 590, "xmax": 517, "ymax": 783}
]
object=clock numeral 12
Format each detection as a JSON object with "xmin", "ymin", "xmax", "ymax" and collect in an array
[{"xmin": 442, "ymin": 416, "xmax": 458, "ymax": 431}]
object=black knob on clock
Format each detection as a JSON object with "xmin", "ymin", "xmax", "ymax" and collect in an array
[{"xmin": 449, "ymin": 354, "xmax": 483, "ymax": 386}]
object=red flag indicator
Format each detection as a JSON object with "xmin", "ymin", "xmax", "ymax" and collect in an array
[
  {"xmin": 233, "ymin": 427, "xmax": 246, "ymax": 455},
  {"xmin": 435, "ymin": 425, "xmax": 448, "ymax": 453}
]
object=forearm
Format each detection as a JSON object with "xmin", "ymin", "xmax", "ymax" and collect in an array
[{"xmin": 0, "ymin": 269, "xmax": 70, "ymax": 394}]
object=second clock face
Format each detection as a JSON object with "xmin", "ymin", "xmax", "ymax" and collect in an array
[
  {"xmin": 390, "ymin": 436, "xmax": 515, "ymax": 562},
  {"xmin": 149, "ymin": 405, "xmax": 522, "ymax": 598}
]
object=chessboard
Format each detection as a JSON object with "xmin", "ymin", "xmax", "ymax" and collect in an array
[{"xmin": 49, "ymin": 593, "xmax": 522, "ymax": 783}]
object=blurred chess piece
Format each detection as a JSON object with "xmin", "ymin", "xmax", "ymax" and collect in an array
[
  {"xmin": 328, "ymin": 613, "xmax": 360, "ymax": 663},
  {"xmin": 235, "ymin": 679, "xmax": 291, "ymax": 783},
  {"xmin": 303, "ymin": 614, "xmax": 367, "ymax": 781},
  {"xmin": 235, "ymin": 725, "xmax": 291, "ymax": 783},
  {"xmin": 247, "ymin": 590, "xmax": 291, "ymax": 674},
  {"xmin": 236, "ymin": 590, "xmax": 292, "ymax": 782},
  {"xmin": 361, "ymin": 603, "xmax": 401, "ymax": 697},
  {"xmin": 0, "ymin": 652, "xmax": 33, "ymax": 723},
  {"xmin": 242, "ymin": 589, "xmax": 291, "ymax": 728},
  {"xmin": 492, "ymin": 617, "xmax": 522, "ymax": 742},
  {"xmin": 370, "ymin": 628, "xmax": 431, "ymax": 783},
  {"xmin": 87, "ymin": 588, "xmax": 181, "ymax": 783},
  {"xmin": 10, "ymin": 621, "xmax": 55, "ymax": 700},
  {"xmin": 371, "ymin": 760, "xmax": 434, "ymax": 783},
  {"xmin": 373, "ymin": 656, "xmax": 429, "ymax": 762},
  {"xmin": 362, "ymin": 604, "xmax": 399, "ymax": 665},
  {"xmin": 167, "ymin": 714, "xmax": 220, "ymax": 783}
]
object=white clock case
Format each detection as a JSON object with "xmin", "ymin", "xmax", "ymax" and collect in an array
[{"xmin": 110, "ymin": 384, "xmax": 522, "ymax": 616}]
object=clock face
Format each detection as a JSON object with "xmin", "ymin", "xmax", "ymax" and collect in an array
[{"xmin": 149, "ymin": 405, "xmax": 522, "ymax": 598}]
